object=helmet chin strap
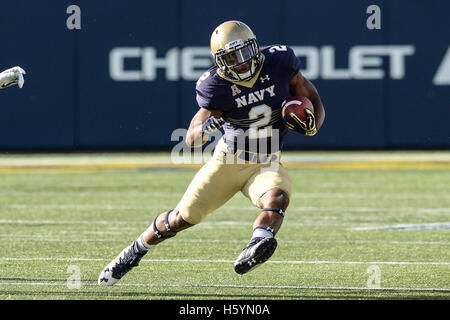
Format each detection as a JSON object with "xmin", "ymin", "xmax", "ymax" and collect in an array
[
  {"xmin": 231, "ymin": 59, "xmax": 258, "ymax": 82},
  {"xmin": 234, "ymin": 69, "xmax": 252, "ymax": 81}
]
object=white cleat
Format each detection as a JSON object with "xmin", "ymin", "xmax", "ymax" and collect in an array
[
  {"xmin": 98, "ymin": 262, "xmax": 120, "ymax": 286},
  {"xmin": 98, "ymin": 241, "xmax": 146, "ymax": 286}
]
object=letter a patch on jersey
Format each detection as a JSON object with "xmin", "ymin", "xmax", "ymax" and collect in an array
[{"xmin": 231, "ymin": 84, "xmax": 242, "ymax": 97}]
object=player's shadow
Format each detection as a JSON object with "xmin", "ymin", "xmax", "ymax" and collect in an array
[
  {"xmin": 0, "ymin": 286, "xmax": 433, "ymax": 300},
  {"xmin": 0, "ymin": 278, "xmax": 445, "ymax": 299},
  {"xmin": 1, "ymin": 290, "xmax": 440, "ymax": 300}
]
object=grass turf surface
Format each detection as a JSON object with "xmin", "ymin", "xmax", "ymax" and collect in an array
[{"xmin": 0, "ymin": 151, "xmax": 449, "ymax": 300}]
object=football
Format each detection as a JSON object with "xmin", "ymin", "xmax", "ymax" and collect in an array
[{"xmin": 281, "ymin": 96, "xmax": 314, "ymax": 124}]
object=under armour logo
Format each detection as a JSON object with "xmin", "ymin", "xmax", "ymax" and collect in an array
[{"xmin": 260, "ymin": 75, "xmax": 270, "ymax": 83}]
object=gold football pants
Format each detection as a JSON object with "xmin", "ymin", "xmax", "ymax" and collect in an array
[{"xmin": 176, "ymin": 139, "xmax": 291, "ymax": 224}]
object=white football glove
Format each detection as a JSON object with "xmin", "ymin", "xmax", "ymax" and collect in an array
[{"xmin": 0, "ymin": 66, "xmax": 26, "ymax": 89}]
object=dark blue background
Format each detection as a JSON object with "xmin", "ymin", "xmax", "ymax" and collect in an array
[{"xmin": 0, "ymin": 0, "xmax": 449, "ymax": 149}]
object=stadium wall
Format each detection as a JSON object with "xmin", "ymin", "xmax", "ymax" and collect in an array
[{"xmin": 0, "ymin": 0, "xmax": 449, "ymax": 150}]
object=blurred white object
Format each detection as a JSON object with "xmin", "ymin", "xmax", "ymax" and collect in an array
[{"xmin": 0, "ymin": 66, "xmax": 26, "ymax": 89}]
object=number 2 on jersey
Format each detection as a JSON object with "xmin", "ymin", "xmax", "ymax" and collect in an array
[{"xmin": 248, "ymin": 104, "xmax": 272, "ymax": 139}]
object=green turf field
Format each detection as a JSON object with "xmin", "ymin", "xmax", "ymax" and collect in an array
[{"xmin": 0, "ymin": 151, "xmax": 449, "ymax": 300}]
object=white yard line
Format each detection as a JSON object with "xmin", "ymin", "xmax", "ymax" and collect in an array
[
  {"xmin": 0, "ymin": 181, "xmax": 449, "ymax": 189},
  {"xmin": 353, "ymin": 222, "xmax": 450, "ymax": 231},
  {"xmin": 0, "ymin": 219, "xmax": 138, "ymax": 225},
  {"xmin": 0, "ymin": 203, "xmax": 449, "ymax": 214},
  {"xmin": 0, "ymin": 281, "xmax": 448, "ymax": 292},
  {"xmin": 0, "ymin": 191, "xmax": 448, "ymax": 200},
  {"xmin": 0, "ymin": 257, "xmax": 449, "ymax": 265},
  {"xmin": 1, "ymin": 217, "xmax": 449, "ymax": 231},
  {"xmin": 0, "ymin": 234, "xmax": 449, "ymax": 245},
  {"xmin": 0, "ymin": 218, "xmax": 351, "ymax": 227}
]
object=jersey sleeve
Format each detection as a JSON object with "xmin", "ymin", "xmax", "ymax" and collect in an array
[
  {"xmin": 195, "ymin": 86, "xmax": 213, "ymax": 109},
  {"xmin": 285, "ymin": 46, "xmax": 302, "ymax": 79},
  {"xmin": 269, "ymin": 45, "xmax": 302, "ymax": 80},
  {"xmin": 195, "ymin": 69, "xmax": 229, "ymax": 111}
]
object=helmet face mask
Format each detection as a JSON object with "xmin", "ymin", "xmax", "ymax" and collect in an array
[{"xmin": 211, "ymin": 21, "xmax": 263, "ymax": 82}]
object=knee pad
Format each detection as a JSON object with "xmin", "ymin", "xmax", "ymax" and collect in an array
[
  {"xmin": 261, "ymin": 208, "xmax": 285, "ymax": 217},
  {"xmin": 152, "ymin": 210, "xmax": 178, "ymax": 239}
]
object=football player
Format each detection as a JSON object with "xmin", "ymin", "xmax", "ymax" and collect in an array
[
  {"xmin": 0, "ymin": 66, "xmax": 26, "ymax": 89},
  {"xmin": 98, "ymin": 20, "xmax": 325, "ymax": 285}
]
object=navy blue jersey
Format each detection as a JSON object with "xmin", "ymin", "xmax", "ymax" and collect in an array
[{"xmin": 196, "ymin": 45, "xmax": 301, "ymax": 154}]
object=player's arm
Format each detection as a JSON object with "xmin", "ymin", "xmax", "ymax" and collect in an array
[
  {"xmin": 289, "ymin": 71, "xmax": 325, "ymax": 131},
  {"xmin": 0, "ymin": 66, "xmax": 26, "ymax": 89},
  {"xmin": 186, "ymin": 108, "xmax": 223, "ymax": 147}
]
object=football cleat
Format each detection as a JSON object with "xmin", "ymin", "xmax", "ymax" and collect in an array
[
  {"xmin": 234, "ymin": 237, "xmax": 277, "ymax": 274},
  {"xmin": 98, "ymin": 241, "xmax": 146, "ymax": 286}
]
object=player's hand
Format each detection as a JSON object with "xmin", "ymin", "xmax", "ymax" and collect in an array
[
  {"xmin": 0, "ymin": 66, "xmax": 26, "ymax": 89},
  {"xmin": 284, "ymin": 109, "xmax": 317, "ymax": 136},
  {"xmin": 202, "ymin": 117, "xmax": 225, "ymax": 135}
]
